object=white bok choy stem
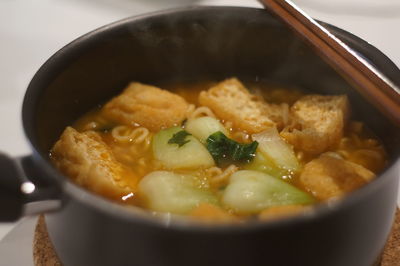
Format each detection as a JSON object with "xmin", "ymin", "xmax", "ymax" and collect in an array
[{"xmin": 252, "ymin": 127, "xmax": 299, "ymax": 173}]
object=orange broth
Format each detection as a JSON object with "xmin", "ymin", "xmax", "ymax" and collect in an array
[{"xmin": 68, "ymin": 81, "xmax": 386, "ymax": 221}]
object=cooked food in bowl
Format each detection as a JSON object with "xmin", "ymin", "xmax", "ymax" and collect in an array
[{"xmin": 50, "ymin": 78, "xmax": 387, "ymax": 222}]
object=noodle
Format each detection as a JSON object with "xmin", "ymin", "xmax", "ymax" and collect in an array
[
  {"xmin": 207, "ymin": 165, "xmax": 239, "ymax": 187},
  {"xmin": 112, "ymin": 126, "xmax": 150, "ymax": 144},
  {"xmin": 224, "ymin": 121, "xmax": 233, "ymax": 130},
  {"xmin": 142, "ymin": 136, "xmax": 152, "ymax": 150},
  {"xmin": 187, "ymin": 106, "xmax": 216, "ymax": 119},
  {"xmin": 132, "ymin": 128, "xmax": 150, "ymax": 144},
  {"xmin": 111, "ymin": 126, "xmax": 133, "ymax": 143},
  {"xmin": 185, "ymin": 104, "xmax": 196, "ymax": 118},
  {"xmin": 232, "ymin": 131, "xmax": 250, "ymax": 143},
  {"xmin": 205, "ymin": 166, "xmax": 223, "ymax": 177},
  {"xmin": 108, "ymin": 126, "xmax": 153, "ymax": 168},
  {"xmin": 337, "ymin": 150, "xmax": 350, "ymax": 159}
]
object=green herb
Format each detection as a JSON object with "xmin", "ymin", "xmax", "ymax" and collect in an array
[
  {"xmin": 206, "ymin": 131, "xmax": 258, "ymax": 166},
  {"xmin": 168, "ymin": 130, "xmax": 191, "ymax": 147}
]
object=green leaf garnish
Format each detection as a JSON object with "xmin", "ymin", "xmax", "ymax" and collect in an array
[
  {"xmin": 168, "ymin": 130, "xmax": 191, "ymax": 147},
  {"xmin": 206, "ymin": 131, "xmax": 258, "ymax": 166}
]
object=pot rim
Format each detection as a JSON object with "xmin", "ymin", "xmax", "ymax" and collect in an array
[{"xmin": 23, "ymin": 5, "xmax": 400, "ymax": 232}]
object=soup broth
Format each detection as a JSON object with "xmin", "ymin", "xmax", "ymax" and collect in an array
[{"xmin": 50, "ymin": 78, "xmax": 387, "ymax": 222}]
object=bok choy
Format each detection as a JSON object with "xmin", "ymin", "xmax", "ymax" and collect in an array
[{"xmin": 252, "ymin": 127, "xmax": 300, "ymax": 174}]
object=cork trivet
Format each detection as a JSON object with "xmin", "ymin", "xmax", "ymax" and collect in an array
[
  {"xmin": 381, "ymin": 210, "xmax": 400, "ymax": 266},
  {"xmin": 33, "ymin": 211, "xmax": 400, "ymax": 266},
  {"xmin": 33, "ymin": 215, "xmax": 61, "ymax": 266}
]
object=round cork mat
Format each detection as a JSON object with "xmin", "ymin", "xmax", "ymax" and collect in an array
[{"xmin": 33, "ymin": 210, "xmax": 400, "ymax": 266}]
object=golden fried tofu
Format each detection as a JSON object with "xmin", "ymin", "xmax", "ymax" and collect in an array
[
  {"xmin": 260, "ymin": 102, "xmax": 290, "ymax": 130},
  {"xmin": 281, "ymin": 95, "xmax": 349, "ymax": 154},
  {"xmin": 102, "ymin": 82, "xmax": 189, "ymax": 132},
  {"xmin": 299, "ymin": 154, "xmax": 374, "ymax": 200},
  {"xmin": 198, "ymin": 78, "xmax": 276, "ymax": 134},
  {"xmin": 51, "ymin": 127, "xmax": 138, "ymax": 199}
]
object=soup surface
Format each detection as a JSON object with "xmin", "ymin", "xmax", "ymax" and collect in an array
[{"xmin": 50, "ymin": 78, "xmax": 386, "ymax": 222}]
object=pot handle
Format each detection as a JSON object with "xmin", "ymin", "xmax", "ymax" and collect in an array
[{"xmin": 0, "ymin": 153, "xmax": 62, "ymax": 222}]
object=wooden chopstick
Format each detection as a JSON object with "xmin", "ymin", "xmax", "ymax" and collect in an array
[{"xmin": 259, "ymin": 0, "xmax": 400, "ymax": 125}]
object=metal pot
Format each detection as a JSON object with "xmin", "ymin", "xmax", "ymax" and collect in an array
[{"xmin": 1, "ymin": 6, "xmax": 399, "ymax": 266}]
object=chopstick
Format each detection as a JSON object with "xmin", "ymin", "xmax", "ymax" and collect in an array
[{"xmin": 259, "ymin": 0, "xmax": 400, "ymax": 125}]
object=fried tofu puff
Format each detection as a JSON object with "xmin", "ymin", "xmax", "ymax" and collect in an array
[
  {"xmin": 299, "ymin": 154, "xmax": 374, "ymax": 200},
  {"xmin": 102, "ymin": 82, "xmax": 189, "ymax": 132},
  {"xmin": 51, "ymin": 127, "xmax": 139, "ymax": 200},
  {"xmin": 281, "ymin": 95, "xmax": 349, "ymax": 154},
  {"xmin": 199, "ymin": 78, "xmax": 288, "ymax": 134}
]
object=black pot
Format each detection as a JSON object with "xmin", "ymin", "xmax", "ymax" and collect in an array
[{"xmin": 1, "ymin": 6, "xmax": 399, "ymax": 266}]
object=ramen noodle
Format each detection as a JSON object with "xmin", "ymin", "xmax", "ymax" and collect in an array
[{"xmin": 50, "ymin": 78, "xmax": 387, "ymax": 222}]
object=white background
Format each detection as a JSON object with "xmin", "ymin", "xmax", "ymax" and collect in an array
[{"xmin": 0, "ymin": 0, "xmax": 399, "ymax": 258}]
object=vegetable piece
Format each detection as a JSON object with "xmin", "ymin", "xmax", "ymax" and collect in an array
[
  {"xmin": 252, "ymin": 127, "xmax": 299, "ymax": 173},
  {"xmin": 222, "ymin": 170, "xmax": 314, "ymax": 214},
  {"xmin": 152, "ymin": 127, "xmax": 215, "ymax": 169},
  {"xmin": 185, "ymin": 117, "xmax": 228, "ymax": 143},
  {"xmin": 138, "ymin": 171, "xmax": 218, "ymax": 214},
  {"xmin": 168, "ymin": 130, "xmax": 191, "ymax": 147},
  {"xmin": 206, "ymin": 131, "xmax": 258, "ymax": 166},
  {"xmin": 244, "ymin": 151, "xmax": 287, "ymax": 178}
]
